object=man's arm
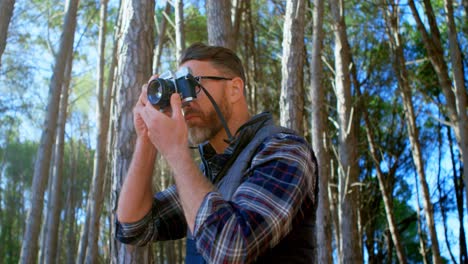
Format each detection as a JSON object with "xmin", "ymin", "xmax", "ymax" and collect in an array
[
  {"xmin": 116, "ymin": 137, "xmax": 156, "ymax": 223},
  {"xmin": 139, "ymin": 93, "xmax": 214, "ymax": 232},
  {"xmin": 116, "ymin": 83, "xmax": 158, "ymax": 223},
  {"xmin": 116, "ymin": 185, "xmax": 188, "ymax": 245},
  {"xmin": 116, "ymin": 86, "xmax": 188, "ymax": 245}
]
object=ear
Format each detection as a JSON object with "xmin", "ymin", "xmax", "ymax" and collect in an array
[{"xmin": 227, "ymin": 77, "xmax": 244, "ymax": 104}]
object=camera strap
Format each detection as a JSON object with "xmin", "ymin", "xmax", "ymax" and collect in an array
[{"xmin": 191, "ymin": 76, "xmax": 234, "ymax": 143}]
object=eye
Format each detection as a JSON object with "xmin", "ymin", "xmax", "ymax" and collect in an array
[{"xmin": 195, "ymin": 84, "xmax": 202, "ymax": 94}]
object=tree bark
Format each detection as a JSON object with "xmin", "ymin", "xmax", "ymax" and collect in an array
[
  {"xmin": 110, "ymin": 0, "xmax": 154, "ymax": 262},
  {"xmin": 309, "ymin": 0, "xmax": 332, "ymax": 262},
  {"xmin": 0, "ymin": 0, "xmax": 15, "ymax": 67},
  {"xmin": 280, "ymin": 0, "xmax": 305, "ymax": 134},
  {"xmin": 206, "ymin": 0, "xmax": 234, "ymax": 49},
  {"xmin": 231, "ymin": 0, "xmax": 243, "ymax": 49},
  {"xmin": 84, "ymin": 0, "xmax": 110, "ymax": 263},
  {"xmin": 328, "ymin": 0, "xmax": 362, "ymax": 262},
  {"xmin": 243, "ymin": 1, "xmax": 259, "ymax": 114},
  {"xmin": 175, "ymin": 0, "xmax": 185, "ymax": 61},
  {"xmin": 19, "ymin": 0, "xmax": 80, "ymax": 263}
]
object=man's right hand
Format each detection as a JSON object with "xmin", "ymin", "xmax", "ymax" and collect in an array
[
  {"xmin": 134, "ymin": 75, "xmax": 173, "ymax": 141},
  {"xmin": 134, "ymin": 83, "xmax": 151, "ymax": 139}
]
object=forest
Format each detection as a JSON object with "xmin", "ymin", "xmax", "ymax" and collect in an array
[{"xmin": 0, "ymin": 0, "xmax": 467, "ymax": 263}]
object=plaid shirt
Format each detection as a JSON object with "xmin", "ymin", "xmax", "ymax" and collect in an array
[{"xmin": 116, "ymin": 131, "xmax": 317, "ymax": 263}]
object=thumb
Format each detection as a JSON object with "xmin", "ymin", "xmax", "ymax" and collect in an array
[{"xmin": 170, "ymin": 93, "xmax": 183, "ymax": 120}]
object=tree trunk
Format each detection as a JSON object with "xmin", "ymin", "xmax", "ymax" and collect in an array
[
  {"xmin": 443, "ymin": 0, "xmax": 468, "ymax": 217},
  {"xmin": 110, "ymin": 0, "xmax": 155, "ymax": 262},
  {"xmin": 328, "ymin": 0, "xmax": 362, "ymax": 262},
  {"xmin": 329, "ymin": 170, "xmax": 341, "ymax": 260},
  {"xmin": 84, "ymin": 1, "xmax": 110, "ymax": 263},
  {"xmin": 153, "ymin": 1, "xmax": 170, "ymax": 72},
  {"xmin": 66, "ymin": 153, "xmax": 78, "ymax": 264},
  {"xmin": 362, "ymin": 101, "xmax": 407, "ymax": 263},
  {"xmin": 206, "ymin": 0, "xmax": 233, "ymax": 49},
  {"xmin": 231, "ymin": 0, "xmax": 243, "ymax": 49},
  {"xmin": 436, "ymin": 123, "xmax": 457, "ymax": 263},
  {"xmin": 243, "ymin": 0, "xmax": 259, "ymax": 114},
  {"xmin": 414, "ymin": 172, "xmax": 429, "ymax": 264},
  {"xmin": 279, "ymin": 0, "xmax": 305, "ymax": 134},
  {"xmin": 309, "ymin": 0, "xmax": 332, "ymax": 262},
  {"xmin": 175, "ymin": 0, "xmax": 185, "ymax": 61},
  {"xmin": 377, "ymin": 1, "xmax": 428, "ymax": 262},
  {"xmin": 409, "ymin": 0, "xmax": 468, "ymax": 219},
  {"xmin": 447, "ymin": 126, "xmax": 468, "ymax": 263},
  {"xmin": 44, "ymin": 47, "xmax": 73, "ymax": 264},
  {"xmin": 0, "ymin": 0, "xmax": 15, "ymax": 67},
  {"xmin": 397, "ymin": 27, "xmax": 440, "ymax": 264},
  {"xmin": 40, "ymin": 165, "xmax": 55, "ymax": 264},
  {"xmin": 76, "ymin": 204, "xmax": 90, "ymax": 264},
  {"xmin": 19, "ymin": 0, "xmax": 80, "ymax": 263}
]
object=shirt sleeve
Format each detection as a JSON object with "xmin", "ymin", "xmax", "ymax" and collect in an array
[
  {"xmin": 192, "ymin": 133, "xmax": 318, "ymax": 263},
  {"xmin": 115, "ymin": 184, "xmax": 188, "ymax": 246}
]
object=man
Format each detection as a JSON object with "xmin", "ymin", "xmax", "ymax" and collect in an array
[{"xmin": 116, "ymin": 43, "xmax": 318, "ymax": 263}]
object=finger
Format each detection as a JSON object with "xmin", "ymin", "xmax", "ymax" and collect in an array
[
  {"xmin": 170, "ymin": 93, "xmax": 183, "ymax": 120},
  {"xmin": 143, "ymin": 74, "xmax": 160, "ymax": 105},
  {"xmin": 140, "ymin": 102, "xmax": 160, "ymax": 126},
  {"xmin": 147, "ymin": 74, "xmax": 160, "ymax": 84},
  {"xmin": 139, "ymin": 84, "xmax": 149, "ymax": 106}
]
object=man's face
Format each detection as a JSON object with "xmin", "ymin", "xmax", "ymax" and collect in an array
[{"xmin": 179, "ymin": 60, "xmax": 233, "ymax": 145}]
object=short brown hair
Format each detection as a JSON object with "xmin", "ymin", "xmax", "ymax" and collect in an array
[{"xmin": 179, "ymin": 43, "xmax": 246, "ymax": 85}]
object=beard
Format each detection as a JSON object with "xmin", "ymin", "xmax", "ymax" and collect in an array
[{"xmin": 185, "ymin": 92, "xmax": 232, "ymax": 145}]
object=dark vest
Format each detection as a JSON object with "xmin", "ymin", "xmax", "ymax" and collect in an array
[{"xmin": 186, "ymin": 114, "xmax": 317, "ymax": 263}]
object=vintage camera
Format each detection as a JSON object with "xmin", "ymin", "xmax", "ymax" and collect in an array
[{"xmin": 147, "ymin": 66, "xmax": 198, "ymax": 108}]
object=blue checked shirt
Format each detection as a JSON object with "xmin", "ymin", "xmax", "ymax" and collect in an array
[{"xmin": 116, "ymin": 132, "xmax": 318, "ymax": 263}]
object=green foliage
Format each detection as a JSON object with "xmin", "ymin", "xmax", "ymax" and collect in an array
[
  {"xmin": 0, "ymin": 137, "xmax": 94, "ymax": 263},
  {"xmin": 184, "ymin": 6, "xmax": 207, "ymax": 45},
  {"xmin": 0, "ymin": 140, "xmax": 37, "ymax": 263}
]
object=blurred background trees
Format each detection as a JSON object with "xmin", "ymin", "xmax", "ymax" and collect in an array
[{"xmin": 0, "ymin": 0, "xmax": 466, "ymax": 263}]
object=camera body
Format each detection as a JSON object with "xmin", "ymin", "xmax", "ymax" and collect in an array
[{"xmin": 147, "ymin": 66, "xmax": 198, "ymax": 108}]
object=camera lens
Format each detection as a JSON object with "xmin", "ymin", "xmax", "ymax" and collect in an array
[{"xmin": 147, "ymin": 78, "xmax": 174, "ymax": 108}]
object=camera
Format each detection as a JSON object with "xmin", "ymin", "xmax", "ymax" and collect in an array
[{"xmin": 147, "ymin": 67, "xmax": 198, "ymax": 108}]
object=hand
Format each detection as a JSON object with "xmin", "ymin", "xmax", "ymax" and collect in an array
[
  {"xmin": 140, "ymin": 93, "xmax": 189, "ymax": 164},
  {"xmin": 133, "ymin": 84, "xmax": 150, "ymax": 139},
  {"xmin": 134, "ymin": 75, "xmax": 168, "ymax": 139}
]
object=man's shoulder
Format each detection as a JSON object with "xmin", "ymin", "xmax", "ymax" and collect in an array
[
  {"xmin": 251, "ymin": 128, "xmax": 316, "ymax": 167},
  {"xmin": 258, "ymin": 126, "xmax": 312, "ymax": 152}
]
